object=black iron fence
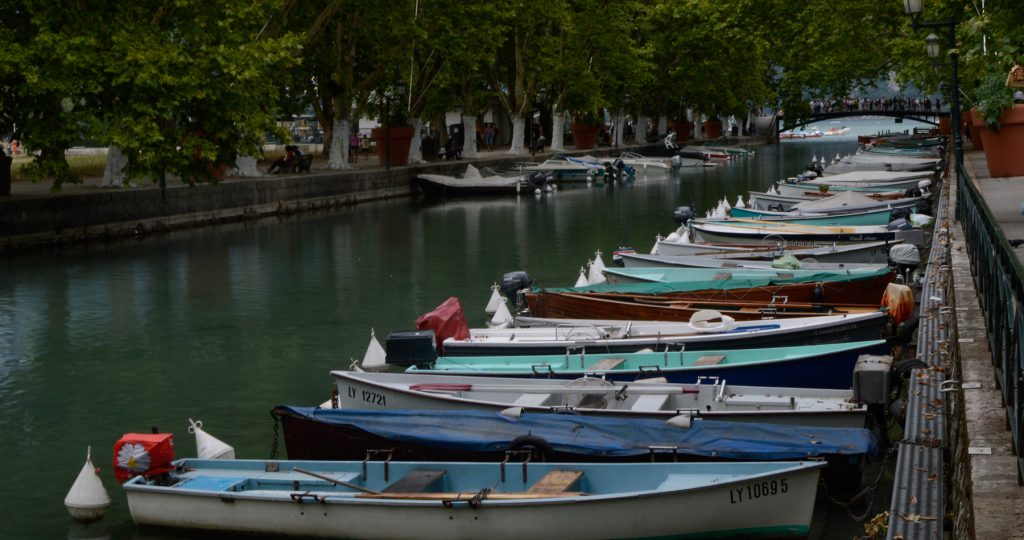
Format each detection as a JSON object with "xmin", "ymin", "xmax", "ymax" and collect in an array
[{"xmin": 956, "ymin": 160, "xmax": 1024, "ymax": 482}]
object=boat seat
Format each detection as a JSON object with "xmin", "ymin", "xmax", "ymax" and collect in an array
[
  {"xmin": 527, "ymin": 470, "xmax": 583, "ymax": 494},
  {"xmin": 382, "ymin": 469, "xmax": 447, "ymax": 493},
  {"xmin": 712, "ymin": 272, "xmax": 733, "ymax": 280},
  {"xmin": 513, "ymin": 393, "xmax": 553, "ymax": 407},
  {"xmin": 692, "ymin": 355, "xmax": 726, "ymax": 366},
  {"xmin": 630, "ymin": 394, "xmax": 671, "ymax": 412},
  {"xmin": 588, "ymin": 358, "xmax": 625, "ymax": 371}
]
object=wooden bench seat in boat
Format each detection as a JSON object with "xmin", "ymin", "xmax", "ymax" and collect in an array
[
  {"xmin": 513, "ymin": 393, "xmax": 554, "ymax": 407},
  {"xmin": 587, "ymin": 358, "xmax": 625, "ymax": 371},
  {"xmin": 527, "ymin": 470, "xmax": 583, "ymax": 494},
  {"xmin": 692, "ymin": 355, "xmax": 726, "ymax": 366},
  {"xmin": 382, "ymin": 469, "xmax": 446, "ymax": 493},
  {"xmin": 629, "ymin": 394, "xmax": 671, "ymax": 412}
]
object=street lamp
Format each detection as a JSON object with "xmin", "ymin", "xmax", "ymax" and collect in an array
[
  {"xmin": 384, "ymin": 79, "xmax": 407, "ymax": 170},
  {"xmin": 902, "ymin": 1, "xmax": 963, "ymax": 167}
]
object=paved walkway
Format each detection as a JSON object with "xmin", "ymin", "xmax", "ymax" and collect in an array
[{"xmin": 967, "ymin": 149, "xmax": 1024, "ymax": 265}]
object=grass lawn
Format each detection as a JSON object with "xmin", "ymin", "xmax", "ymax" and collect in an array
[{"xmin": 10, "ymin": 154, "xmax": 107, "ymax": 183}]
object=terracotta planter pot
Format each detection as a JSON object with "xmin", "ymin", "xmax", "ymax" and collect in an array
[
  {"xmin": 704, "ymin": 119, "xmax": 723, "ymax": 139},
  {"xmin": 973, "ymin": 104, "xmax": 1024, "ymax": 178},
  {"xmin": 966, "ymin": 109, "xmax": 984, "ymax": 151},
  {"xmin": 670, "ymin": 121, "xmax": 693, "ymax": 142},
  {"xmin": 571, "ymin": 124, "xmax": 600, "ymax": 150},
  {"xmin": 938, "ymin": 116, "xmax": 951, "ymax": 135},
  {"xmin": 371, "ymin": 127, "xmax": 414, "ymax": 167}
]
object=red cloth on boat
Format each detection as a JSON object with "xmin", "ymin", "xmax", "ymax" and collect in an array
[{"xmin": 416, "ymin": 297, "xmax": 471, "ymax": 352}]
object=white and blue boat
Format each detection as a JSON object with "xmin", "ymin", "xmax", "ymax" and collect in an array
[
  {"xmin": 124, "ymin": 457, "xmax": 826, "ymax": 539},
  {"xmin": 405, "ymin": 340, "xmax": 891, "ymax": 388},
  {"xmin": 729, "ymin": 205, "xmax": 895, "ymax": 226}
]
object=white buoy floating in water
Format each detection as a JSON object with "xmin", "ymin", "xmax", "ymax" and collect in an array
[
  {"xmin": 188, "ymin": 419, "xmax": 235, "ymax": 460},
  {"xmin": 735, "ymin": 195, "xmax": 746, "ymax": 208},
  {"xmin": 489, "ymin": 297, "xmax": 513, "ymax": 328},
  {"xmin": 64, "ymin": 446, "xmax": 110, "ymax": 523},
  {"xmin": 359, "ymin": 328, "xmax": 388, "ymax": 372},
  {"xmin": 811, "ymin": 154, "xmax": 817, "ymax": 164},
  {"xmin": 484, "ymin": 283, "xmax": 502, "ymax": 314},
  {"xmin": 574, "ymin": 267, "xmax": 589, "ymax": 287}
]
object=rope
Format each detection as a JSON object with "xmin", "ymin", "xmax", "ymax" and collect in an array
[{"xmin": 817, "ymin": 445, "xmax": 899, "ymax": 522}]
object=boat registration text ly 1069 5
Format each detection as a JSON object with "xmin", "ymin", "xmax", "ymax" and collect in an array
[{"xmin": 730, "ymin": 478, "xmax": 789, "ymax": 504}]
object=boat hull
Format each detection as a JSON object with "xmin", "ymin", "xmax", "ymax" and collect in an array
[
  {"xmin": 416, "ymin": 175, "xmax": 521, "ymax": 197},
  {"xmin": 729, "ymin": 206, "xmax": 893, "ymax": 226},
  {"xmin": 690, "ymin": 222, "xmax": 922, "ymax": 246},
  {"xmin": 444, "ymin": 312, "xmax": 888, "ymax": 356},
  {"xmin": 653, "ymin": 240, "xmax": 894, "ymax": 264},
  {"xmin": 125, "ymin": 459, "xmax": 824, "ymax": 540}
]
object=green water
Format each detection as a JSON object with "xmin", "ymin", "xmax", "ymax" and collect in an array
[{"xmin": 0, "ymin": 118, "xmax": 926, "ymax": 539}]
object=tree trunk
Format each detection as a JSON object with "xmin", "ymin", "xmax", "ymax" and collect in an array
[
  {"xmin": 637, "ymin": 116, "xmax": 649, "ymax": 141},
  {"xmin": 407, "ymin": 118, "xmax": 423, "ymax": 164},
  {"xmin": 100, "ymin": 145, "xmax": 128, "ymax": 187},
  {"xmin": 328, "ymin": 117, "xmax": 350, "ymax": 170},
  {"xmin": 550, "ymin": 106, "xmax": 565, "ymax": 152},
  {"xmin": 658, "ymin": 115, "xmax": 668, "ymax": 137},
  {"xmin": 461, "ymin": 114, "xmax": 478, "ymax": 158},
  {"xmin": 507, "ymin": 116, "xmax": 526, "ymax": 155},
  {"xmin": 613, "ymin": 110, "xmax": 625, "ymax": 148},
  {"xmin": 229, "ymin": 155, "xmax": 262, "ymax": 178}
]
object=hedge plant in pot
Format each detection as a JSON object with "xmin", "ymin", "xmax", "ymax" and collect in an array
[
  {"xmin": 571, "ymin": 110, "xmax": 601, "ymax": 150},
  {"xmin": 703, "ymin": 116, "xmax": 723, "ymax": 139},
  {"xmin": 371, "ymin": 83, "xmax": 414, "ymax": 168},
  {"xmin": 972, "ymin": 71, "xmax": 1024, "ymax": 177}
]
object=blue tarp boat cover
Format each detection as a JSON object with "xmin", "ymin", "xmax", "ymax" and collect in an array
[{"xmin": 276, "ymin": 406, "xmax": 877, "ymax": 460}]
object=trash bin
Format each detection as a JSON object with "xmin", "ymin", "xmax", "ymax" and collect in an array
[
  {"xmin": 0, "ymin": 154, "xmax": 11, "ymax": 196},
  {"xmin": 448, "ymin": 124, "xmax": 464, "ymax": 148}
]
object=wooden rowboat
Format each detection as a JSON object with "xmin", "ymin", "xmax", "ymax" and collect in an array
[{"xmin": 123, "ymin": 457, "xmax": 825, "ymax": 539}]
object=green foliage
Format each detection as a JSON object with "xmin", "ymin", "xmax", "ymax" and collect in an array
[{"xmin": 975, "ymin": 71, "xmax": 1015, "ymax": 130}]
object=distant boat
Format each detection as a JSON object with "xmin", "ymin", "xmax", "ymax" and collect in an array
[
  {"xmin": 125, "ymin": 453, "xmax": 826, "ymax": 539},
  {"xmin": 415, "ymin": 165, "xmax": 530, "ymax": 196}
]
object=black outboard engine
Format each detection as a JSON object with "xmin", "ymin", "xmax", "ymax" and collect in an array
[
  {"xmin": 673, "ymin": 206, "xmax": 694, "ymax": 226},
  {"xmin": 526, "ymin": 171, "xmax": 548, "ymax": 190},
  {"xmin": 805, "ymin": 162, "xmax": 824, "ymax": 175},
  {"xmin": 914, "ymin": 200, "xmax": 932, "ymax": 216},
  {"xmin": 500, "ymin": 271, "xmax": 534, "ymax": 311},
  {"xmin": 904, "ymin": 187, "xmax": 923, "ymax": 198},
  {"xmin": 889, "ymin": 207, "xmax": 911, "ymax": 222},
  {"xmin": 888, "ymin": 244, "xmax": 921, "ymax": 284},
  {"xmin": 887, "ymin": 218, "xmax": 913, "ymax": 231},
  {"xmin": 603, "ymin": 161, "xmax": 618, "ymax": 182}
]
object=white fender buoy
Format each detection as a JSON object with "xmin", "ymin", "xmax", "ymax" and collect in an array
[
  {"xmin": 545, "ymin": 185, "xmax": 553, "ymax": 193},
  {"xmin": 65, "ymin": 446, "xmax": 110, "ymax": 523},
  {"xmin": 819, "ymin": 155, "xmax": 826, "ymax": 165},
  {"xmin": 665, "ymin": 231, "xmax": 680, "ymax": 243},
  {"xmin": 490, "ymin": 297, "xmax": 513, "ymax": 327},
  {"xmin": 188, "ymin": 419, "xmax": 235, "ymax": 460},
  {"xmin": 586, "ymin": 174, "xmax": 594, "ymax": 183},
  {"xmin": 811, "ymin": 154, "xmax": 817, "ymax": 164},
  {"xmin": 551, "ymin": 184, "xmax": 558, "ymax": 191},
  {"xmin": 360, "ymin": 329, "xmax": 388, "ymax": 372},
  {"xmin": 650, "ymin": 234, "xmax": 662, "ymax": 255},
  {"xmin": 678, "ymin": 228, "xmax": 691, "ymax": 244},
  {"xmin": 587, "ymin": 251, "xmax": 607, "ymax": 285},
  {"xmin": 485, "ymin": 283, "xmax": 502, "ymax": 314},
  {"xmin": 574, "ymin": 267, "xmax": 589, "ymax": 287},
  {"xmin": 534, "ymin": 188, "xmax": 542, "ymax": 195},
  {"xmin": 666, "ymin": 414, "xmax": 693, "ymax": 429},
  {"xmin": 735, "ymin": 195, "xmax": 746, "ymax": 208},
  {"xmin": 722, "ymin": 197, "xmax": 732, "ymax": 211}
]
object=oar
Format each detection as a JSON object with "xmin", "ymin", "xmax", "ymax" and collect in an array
[
  {"xmin": 406, "ymin": 383, "xmax": 702, "ymax": 395},
  {"xmin": 293, "ymin": 467, "xmax": 379, "ymax": 494}
]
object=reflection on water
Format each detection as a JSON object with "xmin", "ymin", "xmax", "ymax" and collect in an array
[{"xmin": 0, "ymin": 118, "xmax": 929, "ymax": 539}]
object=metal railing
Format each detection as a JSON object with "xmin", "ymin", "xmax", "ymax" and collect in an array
[{"xmin": 956, "ymin": 160, "xmax": 1024, "ymax": 482}]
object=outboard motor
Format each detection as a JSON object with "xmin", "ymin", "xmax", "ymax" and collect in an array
[
  {"xmin": 888, "ymin": 244, "xmax": 921, "ymax": 284},
  {"xmin": 500, "ymin": 271, "xmax": 534, "ymax": 311},
  {"xmin": 526, "ymin": 171, "xmax": 548, "ymax": 190},
  {"xmin": 889, "ymin": 207, "xmax": 911, "ymax": 222},
  {"xmin": 914, "ymin": 200, "xmax": 932, "ymax": 216},
  {"xmin": 804, "ymin": 162, "xmax": 824, "ymax": 176},
  {"xmin": 767, "ymin": 203, "xmax": 786, "ymax": 212},
  {"xmin": 670, "ymin": 155, "xmax": 682, "ymax": 170},
  {"xmin": 904, "ymin": 187, "xmax": 923, "ymax": 198},
  {"xmin": 673, "ymin": 206, "xmax": 694, "ymax": 226},
  {"xmin": 887, "ymin": 218, "xmax": 913, "ymax": 231},
  {"xmin": 603, "ymin": 161, "xmax": 618, "ymax": 182}
]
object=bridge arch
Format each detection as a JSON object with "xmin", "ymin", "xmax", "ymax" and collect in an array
[{"xmin": 778, "ymin": 110, "xmax": 948, "ymax": 133}]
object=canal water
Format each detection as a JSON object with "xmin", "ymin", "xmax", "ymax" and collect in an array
[{"xmin": 0, "ymin": 117, "xmax": 930, "ymax": 540}]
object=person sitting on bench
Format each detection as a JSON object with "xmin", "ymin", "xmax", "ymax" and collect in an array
[
  {"xmin": 268, "ymin": 145, "xmax": 299, "ymax": 174},
  {"xmin": 444, "ymin": 138, "xmax": 462, "ymax": 161}
]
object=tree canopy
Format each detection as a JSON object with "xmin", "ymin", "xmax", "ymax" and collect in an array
[{"xmin": 4, "ymin": 0, "xmax": 1019, "ymax": 187}]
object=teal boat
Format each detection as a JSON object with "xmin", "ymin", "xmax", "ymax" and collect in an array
[
  {"xmin": 124, "ymin": 458, "xmax": 825, "ymax": 539},
  {"xmin": 729, "ymin": 206, "xmax": 893, "ymax": 226},
  {"xmin": 406, "ymin": 339, "xmax": 891, "ymax": 389},
  {"xmin": 601, "ymin": 265, "xmax": 892, "ymax": 285}
]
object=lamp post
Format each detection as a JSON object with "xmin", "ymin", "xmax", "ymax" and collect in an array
[
  {"xmin": 384, "ymin": 79, "xmax": 407, "ymax": 170},
  {"xmin": 902, "ymin": 0, "xmax": 963, "ymax": 167}
]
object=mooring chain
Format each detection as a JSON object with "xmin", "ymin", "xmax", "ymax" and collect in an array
[
  {"xmin": 818, "ymin": 445, "xmax": 899, "ymax": 522},
  {"xmin": 269, "ymin": 417, "xmax": 280, "ymax": 460}
]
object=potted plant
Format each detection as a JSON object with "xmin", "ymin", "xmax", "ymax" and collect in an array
[
  {"xmin": 571, "ymin": 110, "xmax": 601, "ymax": 150},
  {"xmin": 670, "ymin": 118, "xmax": 694, "ymax": 142},
  {"xmin": 972, "ymin": 70, "xmax": 1024, "ymax": 177},
  {"xmin": 704, "ymin": 116, "xmax": 723, "ymax": 139},
  {"xmin": 371, "ymin": 87, "xmax": 414, "ymax": 167}
]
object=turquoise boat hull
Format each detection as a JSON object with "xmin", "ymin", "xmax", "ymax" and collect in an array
[{"xmin": 729, "ymin": 206, "xmax": 893, "ymax": 226}]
